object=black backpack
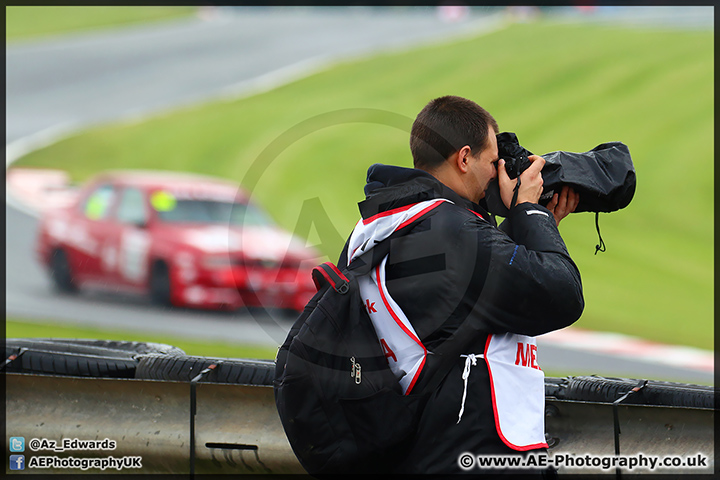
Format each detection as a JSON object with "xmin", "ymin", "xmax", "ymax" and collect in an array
[{"xmin": 274, "ymin": 238, "xmax": 433, "ymax": 475}]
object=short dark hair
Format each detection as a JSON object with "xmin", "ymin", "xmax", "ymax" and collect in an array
[{"xmin": 410, "ymin": 95, "xmax": 498, "ymax": 170}]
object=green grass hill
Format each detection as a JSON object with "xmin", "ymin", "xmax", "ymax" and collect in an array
[{"xmin": 12, "ymin": 19, "xmax": 713, "ymax": 350}]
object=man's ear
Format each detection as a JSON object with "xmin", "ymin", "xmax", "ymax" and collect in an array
[{"xmin": 454, "ymin": 145, "xmax": 472, "ymax": 173}]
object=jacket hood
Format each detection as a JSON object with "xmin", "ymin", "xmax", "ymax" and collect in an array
[
  {"xmin": 360, "ymin": 164, "xmax": 491, "ymax": 221},
  {"xmin": 343, "ymin": 164, "xmax": 496, "ymax": 267}
]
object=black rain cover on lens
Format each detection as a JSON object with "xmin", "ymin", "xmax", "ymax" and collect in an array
[{"xmin": 485, "ymin": 135, "xmax": 636, "ymax": 218}]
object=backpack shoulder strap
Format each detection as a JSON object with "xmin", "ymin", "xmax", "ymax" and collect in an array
[
  {"xmin": 312, "ymin": 262, "xmax": 350, "ymax": 294},
  {"xmin": 323, "ymin": 202, "xmax": 462, "ymax": 396}
]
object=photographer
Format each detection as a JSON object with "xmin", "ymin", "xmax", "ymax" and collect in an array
[{"xmin": 338, "ymin": 95, "xmax": 584, "ymax": 475}]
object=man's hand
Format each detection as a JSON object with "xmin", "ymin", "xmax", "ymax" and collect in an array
[
  {"xmin": 546, "ymin": 185, "xmax": 580, "ymax": 226},
  {"xmin": 498, "ymin": 154, "xmax": 545, "ymax": 209}
]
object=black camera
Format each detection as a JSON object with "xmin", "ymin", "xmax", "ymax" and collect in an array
[{"xmin": 496, "ymin": 132, "xmax": 533, "ymax": 180}]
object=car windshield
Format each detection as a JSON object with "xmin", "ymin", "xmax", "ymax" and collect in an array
[{"xmin": 156, "ymin": 200, "xmax": 272, "ymax": 226}]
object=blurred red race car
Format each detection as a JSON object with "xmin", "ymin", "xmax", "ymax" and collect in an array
[{"xmin": 36, "ymin": 170, "xmax": 320, "ymax": 312}]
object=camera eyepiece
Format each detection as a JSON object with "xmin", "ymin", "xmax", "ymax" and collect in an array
[{"xmin": 496, "ymin": 132, "xmax": 533, "ymax": 179}]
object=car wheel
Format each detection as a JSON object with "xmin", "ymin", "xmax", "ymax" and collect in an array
[
  {"xmin": 49, "ymin": 248, "xmax": 78, "ymax": 293},
  {"xmin": 149, "ymin": 260, "xmax": 172, "ymax": 306}
]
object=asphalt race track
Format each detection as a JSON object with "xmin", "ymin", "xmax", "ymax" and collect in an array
[
  {"xmin": 5, "ymin": 7, "xmax": 713, "ymax": 384},
  {"xmin": 5, "ymin": 7, "xmax": 504, "ymax": 346}
]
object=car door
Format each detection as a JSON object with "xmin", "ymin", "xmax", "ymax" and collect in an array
[
  {"xmin": 73, "ymin": 182, "xmax": 118, "ymax": 284},
  {"xmin": 113, "ymin": 186, "xmax": 152, "ymax": 289}
]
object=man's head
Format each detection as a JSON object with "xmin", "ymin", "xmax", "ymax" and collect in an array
[{"xmin": 410, "ymin": 95, "xmax": 500, "ymax": 203}]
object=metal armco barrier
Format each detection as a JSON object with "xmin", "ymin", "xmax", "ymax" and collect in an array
[
  {"xmin": 5, "ymin": 372, "xmax": 715, "ymax": 475},
  {"xmin": 545, "ymin": 399, "xmax": 714, "ymax": 474},
  {"xmin": 5, "ymin": 373, "xmax": 305, "ymax": 475}
]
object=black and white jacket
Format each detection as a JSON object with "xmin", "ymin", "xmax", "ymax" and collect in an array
[{"xmin": 338, "ymin": 164, "xmax": 584, "ymax": 475}]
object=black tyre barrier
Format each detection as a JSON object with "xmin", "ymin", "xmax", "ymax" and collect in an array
[
  {"xmin": 134, "ymin": 353, "xmax": 276, "ymax": 386},
  {"xmin": 3, "ymin": 347, "xmax": 138, "ymax": 378},
  {"xmin": 545, "ymin": 375, "xmax": 715, "ymax": 409},
  {"xmin": 7, "ymin": 338, "xmax": 186, "ymax": 356},
  {"xmin": 3, "ymin": 338, "xmax": 186, "ymax": 378},
  {"xmin": 4, "ymin": 340, "xmax": 712, "ymax": 402}
]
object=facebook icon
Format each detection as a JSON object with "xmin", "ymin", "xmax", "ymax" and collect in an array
[{"xmin": 10, "ymin": 454, "xmax": 25, "ymax": 470}]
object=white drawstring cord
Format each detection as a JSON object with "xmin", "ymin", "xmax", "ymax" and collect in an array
[{"xmin": 457, "ymin": 353, "xmax": 484, "ymax": 424}]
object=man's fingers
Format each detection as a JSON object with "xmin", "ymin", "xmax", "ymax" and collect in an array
[
  {"xmin": 498, "ymin": 159, "xmax": 517, "ymax": 188},
  {"xmin": 497, "ymin": 159, "xmax": 520, "ymax": 209},
  {"xmin": 526, "ymin": 155, "xmax": 546, "ymax": 174},
  {"xmin": 547, "ymin": 192, "xmax": 559, "ymax": 211},
  {"xmin": 557, "ymin": 186, "xmax": 569, "ymax": 213},
  {"xmin": 497, "ymin": 158, "xmax": 508, "ymax": 180},
  {"xmin": 554, "ymin": 187, "xmax": 581, "ymax": 222},
  {"xmin": 566, "ymin": 187, "xmax": 580, "ymax": 213}
]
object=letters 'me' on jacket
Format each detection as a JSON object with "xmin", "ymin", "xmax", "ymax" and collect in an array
[{"xmin": 337, "ymin": 164, "xmax": 584, "ymax": 474}]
